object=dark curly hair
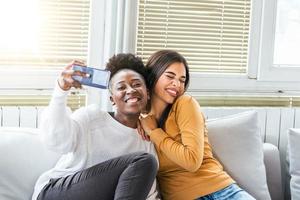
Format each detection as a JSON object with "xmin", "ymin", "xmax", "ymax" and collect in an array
[{"xmin": 105, "ymin": 53, "xmax": 147, "ymax": 85}]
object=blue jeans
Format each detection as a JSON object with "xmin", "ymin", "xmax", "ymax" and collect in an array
[{"xmin": 196, "ymin": 184, "xmax": 256, "ymax": 200}]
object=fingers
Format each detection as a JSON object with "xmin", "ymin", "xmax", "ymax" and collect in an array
[
  {"xmin": 73, "ymin": 59, "xmax": 85, "ymax": 66},
  {"xmin": 139, "ymin": 113, "xmax": 158, "ymax": 137},
  {"xmin": 137, "ymin": 121, "xmax": 145, "ymax": 140},
  {"xmin": 141, "ymin": 127, "xmax": 150, "ymax": 141},
  {"xmin": 140, "ymin": 113, "xmax": 155, "ymax": 122},
  {"xmin": 137, "ymin": 120, "xmax": 150, "ymax": 141},
  {"xmin": 73, "ymin": 79, "xmax": 83, "ymax": 89},
  {"xmin": 58, "ymin": 60, "xmax": 86, "ymax": 91},
  {"xmin": 62, "ymin": 69, "xmax": 87, "ymax": 79},
  {"xmin": 145, "ymin": 134, "xmax": 150, "ymax": 141},
  {"xmin": 62, "ymin": 77, "xmax": 82, "ymax": 89},
  {"xmin": 61, "ymin": 69, "xmax": 75, "ymax": 77},
  {"xmin": 65, "ymin": 60, "xmax": 86, "ymax": 70},
  {"xmin": 140, "ymin": 113, "xmax": 148, "ymax": 118},
  {"xmin": 141, "ymin": 128, "xmax": 150, "ymax": 141}
]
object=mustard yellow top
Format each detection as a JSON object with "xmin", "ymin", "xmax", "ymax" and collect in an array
[{"xmin": 149, "ymin": 95, "xmax": 234, "ymax": 200}]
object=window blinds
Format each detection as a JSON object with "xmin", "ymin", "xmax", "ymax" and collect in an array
[
  {"xmin": 136, "ymin": 0, "xmax": 251, "ymax": 74},
  {"xmin": 0, "ymin": 0, "xmax": 90, "ymax": 70},
  {"xmin": 0, "ymin": 92, "xmax": 86, "ymax": 110}
]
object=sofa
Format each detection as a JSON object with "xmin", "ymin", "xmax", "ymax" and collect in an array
[{"xmin": 0, "ymin": 111, "xmax": 288, "ymax": 200}]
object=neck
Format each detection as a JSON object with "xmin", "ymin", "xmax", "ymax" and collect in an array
[
  {"xmin": 150, "ymin": 95, "xmax": 168, "ymax": 120},
  {"xmin": 113, "ymin": 112, "xmax": 139, "ymax": 129}
]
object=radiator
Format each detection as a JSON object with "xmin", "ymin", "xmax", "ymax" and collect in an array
[
  {"xmin": 0, "ymin": 106, "xmax": 45, "ymax": 128},
  {"xmin": 2, "ymin": 106, "xmax": 299, "ymax": 145}
]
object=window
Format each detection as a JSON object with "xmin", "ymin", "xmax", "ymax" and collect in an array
[
  {"xmin": 255, "ymin": 0, "xmax": 300, "ymax": 82},
  {"xmin": 0, "ymin": 0, "xmax": 90, "ymax": 89},
  {"xmin": 0, "ymin": 0, "xmax": 90, "ymax": 108},
  {"xmin": 0, "ymin": 92, "xmax": 86, "ymax": 111},
  {"xmin": 273, "ymin": 0, "xmax": 300, "ymax": 66},
  {"xmin": 137, "ymin": 0, "xmax": 251, "ymax": 74},
  {"xmin": 134, "ymin": 0, "xmax": 300, "ymax": 95}
]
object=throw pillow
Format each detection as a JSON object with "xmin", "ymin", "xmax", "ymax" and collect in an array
[
  {"xmin": 0, "ymin": 127, "xmax": 60, "ymax": 200},
  {"xmin": 206, "ymin": 110, "xmax": 271, "ymax": 200},
  {"xmin": 287, "ymin": 128, "xmax": 300, "ymax": 200}
]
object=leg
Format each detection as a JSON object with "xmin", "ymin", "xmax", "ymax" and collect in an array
[
  {"xmin": 196, "ymin": 184, "xmax": 256, "ymax": 200},
  {"xmin": 37, "ymin": 152, "xmax": 157, "ymax": 200},
  {"xmin": 114, "ymin": 152, "xmax": 157, "ymax": 200}
]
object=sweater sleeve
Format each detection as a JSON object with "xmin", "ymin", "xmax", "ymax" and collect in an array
[
  {"xmin": 40, "ymin": 81, "xmax": 88, "ymax": 154},
  {"xmin": 149, "ymin": 95, "xmax": 205, "ymax": 172}
]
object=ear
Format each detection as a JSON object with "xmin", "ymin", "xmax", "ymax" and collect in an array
[{"xmin": 110, "ymin": 96, "xmax": 116, "ymax": 106}]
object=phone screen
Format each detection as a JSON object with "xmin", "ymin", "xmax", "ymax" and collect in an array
[
  {"xmin": 92, "ymin": 69, "xmax": 110, "ymax": 87},
  {"xmin": 72, "ymin": 65, "xmax": 110, "ymax": 89}
]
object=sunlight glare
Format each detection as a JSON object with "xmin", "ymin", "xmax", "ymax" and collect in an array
[{"xmin": 0, "ymin": 0, "xmax": 39, "ymax": 52}]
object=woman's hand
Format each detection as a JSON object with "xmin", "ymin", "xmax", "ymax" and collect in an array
[
  {"xmin": 58, "ymin": 60, "xmax": 86, "ymax": 91},
  {"xmin": 139, "ymin": 113, "xmax": 158, "ymax": 138},
  {"xmin": 137, "ymin": 120, "xmax": 150, "ymax": 141}
]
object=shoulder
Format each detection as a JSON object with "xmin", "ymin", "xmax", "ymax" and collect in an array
[
  {"xmin": 86, "ymin": 104, "xmax": 109, "ymax": 121},
  {"xmin": 173, "ymin": 94, "xmax": 200, "ymax": 109},
  {"xmin": 72, "ymin": 104, "xmax": 108, "ymax": 123},
  {"xmin": 171, "ymin": 94, "xmax": 201, "ymax": 115},
  {"xmin": 171, "ymin": 95, "xmax": 204, "ymax": 119}
]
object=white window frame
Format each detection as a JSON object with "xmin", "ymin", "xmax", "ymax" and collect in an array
[
  {"xmin": 0, "ymin": 69, "xmax": 59, "ymax": 90},
  {"xmin": 258, "ymin": 0, "xmax": 300, "ymax": 82},
  {"xmin": 2, "ymin": 0, "xmax": 300, "ymax": 98},
  {"xmin": 0, "ymin": 0, "xmax": 110, "ymax": 105},
  {"xmin": 128, "ymin": 0, "xmax": 300, "ymax": 97},
  {"xmin": 87, "ymin": 0, "xmax": 139, "ymax": 107}
]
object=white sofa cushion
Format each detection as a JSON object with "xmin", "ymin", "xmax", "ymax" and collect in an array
[
  {"xmin": 287, "ymin": 128, "xmax": 300, "ymax": 200},
  {"xmin": 206, "ymin": 110, "xmax": 271, "ymax": 200},
  {"xmin": 0, "ymin": 127, "xmax": 60, "ymax": 200}
]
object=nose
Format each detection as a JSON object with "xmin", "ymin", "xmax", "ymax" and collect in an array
[
  {"xmin": 126, "ymin": 85, "xmax": 137, "ymax": 94},
  {"xmin": 171, "ymin": 78, "xmax": 180, "ymax": 87}
]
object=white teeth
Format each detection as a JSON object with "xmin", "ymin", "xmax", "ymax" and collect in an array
[{"xmin": 127, "ymin": 98, "xmax": 138, "ymax": 103}]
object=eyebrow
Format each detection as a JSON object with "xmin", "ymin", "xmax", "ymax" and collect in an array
[
  {"xmin": 115, "ymin": 78, "xmax": 143, "ymax": 85},
  {"xmin": 165, "ymin": 71, "xmax": 186, "ymax": 79}
]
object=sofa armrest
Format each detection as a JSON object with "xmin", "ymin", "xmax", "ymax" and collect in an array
[
  {"xmin": 0, "ymin": 127, "xmax": 60, "ymax": 200},
  {"xmin": 263, "ymin": 143, "xmax": 283, "ymax": 200}
]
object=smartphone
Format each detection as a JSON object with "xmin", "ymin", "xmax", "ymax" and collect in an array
[{"xmin": 72, "ymin": 65, "xmax": 110, "ymax": 89}]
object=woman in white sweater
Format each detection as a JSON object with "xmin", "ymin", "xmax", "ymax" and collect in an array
[{"xmin": 32, "ymin": 54, "xmax": 159, "ymax": 200}]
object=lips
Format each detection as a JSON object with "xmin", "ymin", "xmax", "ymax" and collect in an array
[
  {"xmin": 166, "ymin": 88, "xmax": 178, "ymax": 97},
  {"xmin": 125, "ymin": 96, "xmax": 141, "ymax": 103}
]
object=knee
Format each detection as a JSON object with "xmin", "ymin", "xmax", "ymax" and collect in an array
[{"xmin": 135, "ymin": 153, "xmax": 158, "ymax": 172}]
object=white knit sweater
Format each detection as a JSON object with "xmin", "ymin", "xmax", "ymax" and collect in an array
[{"xmin": 32, "ymin": 83, "xmax": 159, "ymax": 200}]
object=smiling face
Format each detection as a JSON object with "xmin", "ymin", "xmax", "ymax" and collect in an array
[
  {"xmin": 109, "ymin": 69, "xmax": 148, "ymax": 117},
  {"xmin": 153, "ymin": 62, "xmax": 186, "ymax": 106}
]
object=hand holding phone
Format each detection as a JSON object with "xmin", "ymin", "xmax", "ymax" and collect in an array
[{"xmin": 72, "ymin": 65, "xmax": 110, "ymax": 89}]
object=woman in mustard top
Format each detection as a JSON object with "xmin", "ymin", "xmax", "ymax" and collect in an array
[{"xmin": 139, "ymin": 50, "xmax": 255, "ymax": 200}]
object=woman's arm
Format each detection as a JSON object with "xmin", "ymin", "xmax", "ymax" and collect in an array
[
  {"xmin": 144, "ymin": 96, "xmax": 205, "ymax": 172},
  {"xmin": 40, "ymin": 60, "xmax": 88, "ymax": 154},
  {"xmin": 40, "ymin": 82, "xmax": 87, "ymax": 154}
]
